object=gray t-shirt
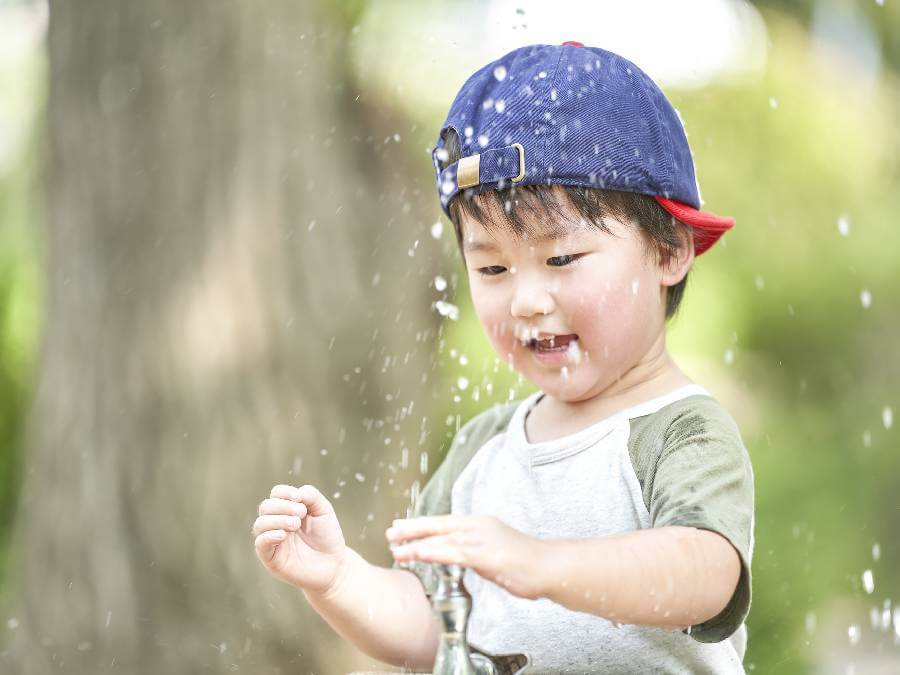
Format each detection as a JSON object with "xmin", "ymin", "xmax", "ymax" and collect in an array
[{"xmin": 399, "ymin": 384, "xmax": 754, "ymax": 674}]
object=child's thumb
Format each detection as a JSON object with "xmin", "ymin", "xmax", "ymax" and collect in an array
[{"xmin": 255, "ymin": 529, "xmax": 287, "ymax": 564}]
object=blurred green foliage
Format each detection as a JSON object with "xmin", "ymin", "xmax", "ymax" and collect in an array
[{"xmin": 0, "ymin": 34, "xmax": 44, "ymax": 597}]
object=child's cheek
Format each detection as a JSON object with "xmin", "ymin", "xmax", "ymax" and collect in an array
[{"xmin": 470, "ymin": 288, "xmax": 519, "ymax": 360}]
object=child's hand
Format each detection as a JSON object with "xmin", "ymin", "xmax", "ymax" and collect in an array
[
  {"xmin": 386, "ymin": 515, "xmax": 547, "ymax": 601},
  {"xmin": 253, "ymin": 484, "xmax": 348, "ymax": 596}
]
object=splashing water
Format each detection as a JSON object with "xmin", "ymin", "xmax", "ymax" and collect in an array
[
  {"xmin": 862, "ymin": 569, "xmax": 875, "ymax": 594},
  {"xmin": 434, "ymin": 300, "xmax": 460, "ymax": 321},
  {"xmin": 837, "ymin": 215, "xmax": 850, "ymax": 236},
  {"xmin": 860, "ymin": 289, "xmax": 872, "ymax": 308}
]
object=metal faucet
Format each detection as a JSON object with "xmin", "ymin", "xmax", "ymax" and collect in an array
[{"xmin": 430, "ymin": 563, "xmax": 529, "ymax": 675}]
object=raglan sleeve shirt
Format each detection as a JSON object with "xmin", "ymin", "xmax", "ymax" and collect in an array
[
  {"xmin": 628, "ymin": 396, "xmax": 755, "ymax": 642},
  {"xmin": 395, "ymin": 395, "xmax": 754, "ymax": 645}
]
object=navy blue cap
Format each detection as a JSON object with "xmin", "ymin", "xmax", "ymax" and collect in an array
[{"xmin": 432, "ymin": 42, "xmax": 734, "ymax": 255}]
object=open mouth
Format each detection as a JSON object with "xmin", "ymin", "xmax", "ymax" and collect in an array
[{"xmin": 527, "ymin": 334, "xmax": 579, "ymax": 353}]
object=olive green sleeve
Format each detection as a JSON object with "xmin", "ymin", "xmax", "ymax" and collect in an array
[
  {"xmin": 392, "ymin": 401, "xmax": 520, "ymax": 596},
  {"xmin": 629, "ymin": 396, "xmax": 755, "ymax": 643}
]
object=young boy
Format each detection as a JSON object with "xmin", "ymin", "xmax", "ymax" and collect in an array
[{"xmin": 253, "ymin": 42, "xmax": 754, "ymax": 674}]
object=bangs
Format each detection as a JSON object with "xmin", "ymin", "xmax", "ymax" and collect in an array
[{"xmin": 450, "ymin": 184, "xmax": 617, "ymax": 246}]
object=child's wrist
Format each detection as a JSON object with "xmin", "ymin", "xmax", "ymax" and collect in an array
[{"xmin": 304, "ymin": 546, "xmax": 359, "ymax": 603}]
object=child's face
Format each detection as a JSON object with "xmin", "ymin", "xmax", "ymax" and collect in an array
[{"xmin": 460, "ymin": 194, "xmax": 683, "ymax": 403}]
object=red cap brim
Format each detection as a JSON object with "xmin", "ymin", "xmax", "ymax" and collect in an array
[{"xmin": 654, "ymin": 197, "xmax": 735, "ymax": 256}]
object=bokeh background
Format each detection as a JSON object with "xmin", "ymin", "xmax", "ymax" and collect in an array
[{"xmin": 1, "ymin": 0, "xmax": 898, "ymax": 673}]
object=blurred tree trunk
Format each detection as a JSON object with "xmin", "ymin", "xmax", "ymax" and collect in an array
[{"xmin": 2, "ymin": 1, "xmax": 443, "ymax": 673}]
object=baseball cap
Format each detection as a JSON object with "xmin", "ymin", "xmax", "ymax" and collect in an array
[{"xmin": 432, "ymin": 41, "xmax": 735, "ymax": 256}]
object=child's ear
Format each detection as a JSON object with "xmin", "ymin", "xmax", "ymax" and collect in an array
[{"xmin": 659, "ymin": 226, "xmax": 695, "ymax": 286}]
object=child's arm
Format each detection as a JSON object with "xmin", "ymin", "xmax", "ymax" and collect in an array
[
  {"xmin": 253, "ymin": 484, "xmax": 439, "ymax": 670},
  {"xmin": 302, "ymin": 548, "xmax": 440, "ymax": 670},
  {"xmin": 389, "ymin": 517, "xmax": 745, "ymax": 637},
  {"xmin": 536, "ymin": 525, "xmax": 741, "ymax": 630}
]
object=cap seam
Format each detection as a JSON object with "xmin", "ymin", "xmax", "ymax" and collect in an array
[{"xmin": 636, "ymin": 70, "xmax": 674, "ymax": 198}]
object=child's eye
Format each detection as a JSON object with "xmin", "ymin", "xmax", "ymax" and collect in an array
[
  {"xmin": 477, "ymin": 265, "xmax": 507, "ymax": 276},
  {"xmin": 477, "ymin": 255, "xmax": 583, "ymax": 276},
  {"xmin": 547, "ymin": 254, "xmax": 582, "ymax": 267}
]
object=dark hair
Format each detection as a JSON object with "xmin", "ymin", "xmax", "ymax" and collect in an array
[{"xmin": 438, "ymin": 129, "xmax": 692, "ymax": 321}]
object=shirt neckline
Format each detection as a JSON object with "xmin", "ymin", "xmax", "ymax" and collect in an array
[{"xmin": 508, "ymin": 384, "xmax": 713, "ymax": 463}]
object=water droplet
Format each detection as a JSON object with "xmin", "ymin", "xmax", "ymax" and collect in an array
[
  {"xmin": 872, "ymin": 542, "xmax": 881, "ymax": 561},
  {"xmin": 769, "ymin": 97, "xmax": 778, "ymax": 109},
  {"xmin": 880, "ymin": 600, "xmax": 892, "ymax": 630},
  {"xmin": 457, "ymin": 376, "xmax": 469, "ymax": 391},
  {"xmin": 862, "ymin": 569, "xmax": 875, "ymax": 594},
  {"xmin": 754, "ymin": 275, "xmax": 765, "ymax": 291},
  {"xmin": 493, "ymin": 65, "xmax": 507, "ymax": 81},
  {"xmin": 320, "ymin": 448, "xmax": 328, "ymax": 456},
  {"xmin": 354, "ymin": 472, "xmax": 366, "ymax": 483},
  {"xmin": 7, "ymin": 617, "xmax": 19, "ymax": 630},
  {"xmin": 724, "ymin": 349, "xmax": 735, "ymax": 366},
  {"xmin": 441, "ymin": 179, "xmax": 455, "ymax": 195},
  {"xmin": 837, "ymin": 215, "xmax": 850, "ymax": 236},
  {"xmin": 882, "ymin": 406, "xmax": 893, "ymax": 429},
  {"xmin": 431, "ymin": 221, "xmax": 443, "ymax": 239},
  {"xmin": 631, "ymin": 279, "xmax": 640, "ymax": 295},
  {"xmin": 477, "ymin": 134, "xmax": 489, "ymax": 148},
  {"xmin": 464, "ymin": 126, "xmax": 473, "ymax": 139},
  {"xmin": 434, "ymin": 275, "xmax": 447, "ymax": 292},
  {"xmin": 848, "ymin": 624, "xmax": 861, "ymax": 645},
  {"xmin": 420, "ymin": 452, "xmax": 429, "ymax": 475},
  {"xmin": 860, "ymin": 289, "xmax": 872, "ymax": 308},
  {"xmin": 434, "ymin": 300, "xmax": 460, "ymax": 321},
  {"xmin": 400, "ymin": 447, "xmax": 409, "ymax": 469},
  {"xmin": 862, "ymin": 430, "xmax": 872, "ymax": 447},
  {"xmin": 805, "ymin": 611, "xmax": 817, "ymax": 635},
  {"xmin": 459, "ymin": 354, "xmax": 468, "ymax": 366},
  {"xmin": 538, "ymin": 71, "xmax": 547, "ymax": 79},
  {"xmin": 494, "ymin": 99, "xmax": 506, "ymax": 113}
]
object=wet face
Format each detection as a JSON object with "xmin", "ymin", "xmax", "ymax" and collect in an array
[{"xmin": 460, "ymin": 192, "xmax": 674, "ymax": 403}]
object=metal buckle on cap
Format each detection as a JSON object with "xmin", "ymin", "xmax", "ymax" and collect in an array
[
  {"xmin": 444, "ymin": 143, "xmax": 526, "ymax": 193},
  {"xmin": 511, "ymin": 143, "xmax": 525, "ymax": 183}
]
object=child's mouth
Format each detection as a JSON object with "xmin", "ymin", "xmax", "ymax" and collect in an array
[{"xmin": 529, "ymin": 334, "xmax": 578, "ymax": 353}]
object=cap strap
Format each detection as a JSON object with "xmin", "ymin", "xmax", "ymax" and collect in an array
[{"xmin": 437, "ymin": 144, "xmax": 525, "ymax": 207}]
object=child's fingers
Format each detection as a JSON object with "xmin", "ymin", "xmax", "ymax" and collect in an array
[
  {"xmin": 252, "ymin": 514, "xmax": 302, "ymax": 537},
  {"xmin": 294, "ymin": 484, "xmax": 335, "ymax": 517},
  {"xmin": 258, "ymin": 497, "xmax": 308, "ymax": 519},
  {"xmin": 254, "ymin": 529, "xmax": 286, "ymax": 561},
  {"xmin": 268, "ymin": 484, "xmax": 334, "ymax": 517},
  {"xmin": 270, "ymin": 484, "xmax": 299, "ymax": 500}
]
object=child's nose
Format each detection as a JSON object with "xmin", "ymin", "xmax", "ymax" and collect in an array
[{"xmin": 509, "ymin": 278, "xmax": 555, "ymax": 319}]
